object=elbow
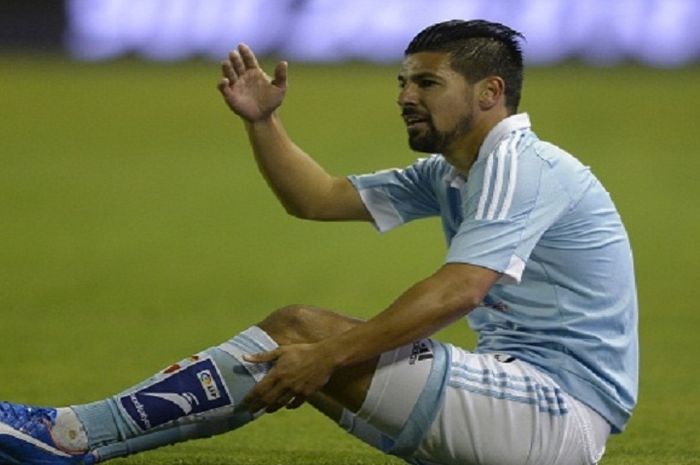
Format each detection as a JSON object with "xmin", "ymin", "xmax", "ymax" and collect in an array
[
  {"xmin": 280, "ymin": 176, "xmax": 344, "ymax": 221},
  {"xmin": 282, "ymin": 202, "xmax": 325, "ymax": 221},
  {"xmin": 283, "ymin": 203, "xmax": 309, "ymax": 219}
]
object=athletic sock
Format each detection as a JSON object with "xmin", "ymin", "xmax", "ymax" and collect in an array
[{"xmin": 67, "ymin": 326, "xmax": 277, "ymax": 461}]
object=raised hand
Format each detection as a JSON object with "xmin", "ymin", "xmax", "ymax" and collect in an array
[{"xmin": 218, "ymin": 44, "xmax": 288, "ymax": 123}]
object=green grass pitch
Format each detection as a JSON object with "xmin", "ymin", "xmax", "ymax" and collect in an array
[{"xmin": 0, "ymin": 54, "xmax": 698, "ymax": 464}]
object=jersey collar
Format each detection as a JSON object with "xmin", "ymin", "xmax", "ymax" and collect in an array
[
  {"xmin": 442, "ymin": 113, "xmax": 531, "ymax": 188},
  {"xmin": 477, "ymin": 112, "xmax": 531, "ymax": 162}
]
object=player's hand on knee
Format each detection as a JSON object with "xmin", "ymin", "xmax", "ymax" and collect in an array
[
  {"xmin": 217, "ymin": 43, "xmax": 288, "ymax": 123},
  {"xmin": 243, "ymin": 343, "xmax": 334, "ymax": 413}
]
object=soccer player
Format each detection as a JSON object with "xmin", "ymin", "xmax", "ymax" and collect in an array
[{"xmin": 0, "ymin": 20, "xmax": 637, "ymax": 465}]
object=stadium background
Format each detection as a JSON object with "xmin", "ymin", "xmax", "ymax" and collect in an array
[{"xmin": 1, "ymin": 1, "xmax": 698, "ymax": 464}]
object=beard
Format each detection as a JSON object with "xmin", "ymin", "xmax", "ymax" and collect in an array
[{"xmin": 407, "ymin": 113, "xmax": 474, "ymax": 154}]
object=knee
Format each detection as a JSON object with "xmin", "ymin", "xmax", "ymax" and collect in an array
[
  {"xmin": 259, "ymin": 304, "xmax": 320, "ymax": 344},
  {"xmin": 267, "ymin": 304, "xmax": 318, "ymax": 330}
]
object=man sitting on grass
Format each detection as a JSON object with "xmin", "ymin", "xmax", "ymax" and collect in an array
[{"xmin": 0, "ymin": 19, "xmax": 637, "ymax": 465}]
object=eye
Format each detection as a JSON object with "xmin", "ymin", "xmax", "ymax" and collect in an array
[{"xmin": 418, "ymin": 79, "xmax": 438, "ymax": 88}]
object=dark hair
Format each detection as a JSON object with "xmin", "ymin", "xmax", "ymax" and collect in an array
[{"xmin": 405, "ymin": 20, "xmax": 525, "ymax": 113}]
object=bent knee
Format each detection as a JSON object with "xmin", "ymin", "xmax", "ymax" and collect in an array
[
  {"xmin": 259, "ymin": 305, "xmax": 360, "ymax": 345},
  {"xmin": 267, "ymin": 304, "xmax": 318, "ymax": 330},
  {"xmin": 259, "ymin": 305, "xmax": 322, "ymax": 344}
]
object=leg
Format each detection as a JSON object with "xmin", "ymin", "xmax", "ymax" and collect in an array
[
  {"xmin": 256, "ymin": 304, "xmax": 377, "ymax": 412},
  {"xmin": 409, "ymin": 347, "xmax": 612, "ymax": 465},
  {"xmin": 258, "ymin": 306, "xmax": 444, "ymax": 464},
  {"xmin": 0, "ymin": 304, "xmax": 375, "ymax": 465},
  {"xmin": 2, "ymin": 309, "xmax": 284, "ymax": 464},
  {"xmin": 258, "ymin": 307, "xmax": 396, "ymax": 454},
  {"xmin": 0, "ymin": 304, "xmax": 438, "ymax": 464},
  {"xmin": 266, "ymin": 315, "xmax": 612, "ymax": 465}
]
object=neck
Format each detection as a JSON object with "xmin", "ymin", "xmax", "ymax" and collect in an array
[{"xmin": 443, "ymin": 109, "xmax": 509, "ymax": 174}]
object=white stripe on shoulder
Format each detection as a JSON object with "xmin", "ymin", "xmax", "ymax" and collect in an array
[
  {"xmin": 485, "ymin": 140, "xmax": 510, "ymax": 220},
  {"xmin": 497, "ymin": 132, "xmax": 524, "ymax": 220},
  {"xmin": 475, "ymin": 145, "xmax": 496, "ymax": 220},
  {"xmin": 0, "ymin": 423, "xmax": 72, "ymax": 458}
]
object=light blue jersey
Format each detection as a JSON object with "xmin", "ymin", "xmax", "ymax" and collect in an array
[{"xmin": 348, "ymin": 113, "xmax": 638, "ymax": 433}]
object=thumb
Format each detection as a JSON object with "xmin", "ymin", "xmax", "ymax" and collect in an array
[
  {"xmin": 217, "ymin": 78, "xmax": 232, "ymax": 97},
  {"xmin": 272, "ymin": 61, "xmax": 288, "ymax": 89},
  {"xmin": 244, "ymin": 348, "xmax": 281, "ymax": 363}
]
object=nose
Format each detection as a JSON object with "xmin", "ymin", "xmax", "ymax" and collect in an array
[{"xmin": 397, "ymin": 82, "xmax": 419, "ymax": 107}]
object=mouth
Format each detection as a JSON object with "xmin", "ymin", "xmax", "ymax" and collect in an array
[{"xmin": 402, "ymin": 113, "xmax": 430, "ymax": 130}]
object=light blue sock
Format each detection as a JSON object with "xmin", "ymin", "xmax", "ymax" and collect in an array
[{"xmin": 71, "ymin": 326, "xmax": 277, "ymax": 462}]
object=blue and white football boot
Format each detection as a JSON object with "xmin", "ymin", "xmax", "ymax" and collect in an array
[{"xmin": 0, "ymin": 402, "xmax": 96, "ymax": 464}]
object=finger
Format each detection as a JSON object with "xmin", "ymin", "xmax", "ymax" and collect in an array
[
  {"xmin": 243, "ymin": 369, "xmax": 280, "ymax": 412},
  {"xmin": 272, "ymin": 61, "xmax": 288, "ymax": 89},
  {"xmin": 244, "ymin": 383, "xmax": 268, "ymax": 413},
  {"xmin": 229, "ymin": 50, "xmax": 246, "ymax": 76},
  {"xmin": 286, "ymin": 395, "xmax": 306, "ymax": 410},
  {"xmin": 260, "ymin": 379, "xmax": 296, "ymax": 411},
  {"xmin": 221, "ymin": 60, "xmax": 238, "ymax": 84},
  {"xmin": 265, "ymin": 391, "xmax": 296, "ymax": 413},
  {"xmin": 217, "ymin": 78, "xmax": 231, "ymax": 96},
  {"xmin": 248, "ymin": 379, "xmax": 287, "ymax": 413},
  {"xmin": 244, "ymin": 348, "xmax": 281, "ymax": 363},
  {"xmin": 238, "ymin": 43, "xmax": 260, "ymax": 70}
]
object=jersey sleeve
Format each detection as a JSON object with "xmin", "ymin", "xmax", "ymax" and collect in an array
[
  {"xmin": 348, "ymin": 156, "xmax": 441, "ymax": 233},
  {"xmin": 446, "ymin": 140, "xmax": 571, "ymax": 284}
]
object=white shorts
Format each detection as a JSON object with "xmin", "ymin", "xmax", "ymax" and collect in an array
[{"xmin": 345, "ymin": 340, "xmax": 611, "ymax": 465}]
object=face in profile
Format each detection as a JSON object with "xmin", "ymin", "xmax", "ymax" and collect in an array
[{"xmin": 398, "ymin": 51, "xmax": 477, "ymax": 154}]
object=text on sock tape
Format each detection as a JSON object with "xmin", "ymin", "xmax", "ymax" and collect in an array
[{"xmin": 119, "ymin": 358, "xmax": 232, "ymax": 431}]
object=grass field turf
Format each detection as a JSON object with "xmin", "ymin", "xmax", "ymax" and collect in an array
[{"xmin": 1, "ymin": 54, "xmax": 699, "ymax": 464}]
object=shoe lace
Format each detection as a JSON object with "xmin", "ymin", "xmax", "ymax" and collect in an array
[{"xmin": 0, "ymin": 402, "xmax": 54, "ymax": 428}]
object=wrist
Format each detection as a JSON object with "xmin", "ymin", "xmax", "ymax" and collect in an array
[
  {"xmin": 245, "ymin": 111, "xmax": 279, "ymax": 128},
  {"xmin": 315, "ymin": 338, "xmax": 351, "ymax": 369}
]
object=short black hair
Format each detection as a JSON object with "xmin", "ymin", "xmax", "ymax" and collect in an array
[{"xmin": 405, "ymin": 19, "xmax": 525, "ymax": 113}]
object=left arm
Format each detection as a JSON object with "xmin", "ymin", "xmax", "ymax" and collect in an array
[
  {"xmin": 245, "ymin": 263, "xmax": 499, "ymax": 411},
  {"xmin": 323, "ymin": 263, "xmax": 498, "ymax": 367}
]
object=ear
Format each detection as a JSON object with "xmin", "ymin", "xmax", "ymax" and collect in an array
[{"xmin": 477, "ymin": 76, "xmax": 506, "ymax": 110}]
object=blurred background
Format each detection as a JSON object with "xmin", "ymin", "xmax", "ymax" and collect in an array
[
  {"xmin": 1, "ymin": 1, "xmax": 699, "ymax": 464},
  {"xmin": 3, "ymin": 0, "xmax": 700, "ymax": 64}
]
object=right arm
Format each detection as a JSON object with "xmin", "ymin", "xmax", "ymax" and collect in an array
[{"xmin": 217, "ymin": 44, "xmax": 371, "ymax": 222}]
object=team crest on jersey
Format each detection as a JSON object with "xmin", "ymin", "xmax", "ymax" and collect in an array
[{"xmin": 119, "ymin": 358, "xmax": 232, "ymax": 431}]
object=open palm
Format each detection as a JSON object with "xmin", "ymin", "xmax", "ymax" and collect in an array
[{"xmin": 218, "ymin": 44, "xmax": 288, "ymax": 123}]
